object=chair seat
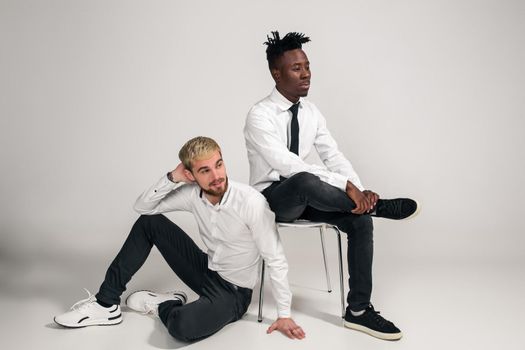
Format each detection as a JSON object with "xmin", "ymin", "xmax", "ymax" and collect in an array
[{"xmin": 277, "ymin": 220, "xmax": 332, "ymax": 228}]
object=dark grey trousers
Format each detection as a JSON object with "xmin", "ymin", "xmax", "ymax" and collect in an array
[
  {"xmin": 263, "ymin": 172, "xmax": 373, "ymax": 312},
  {"xmin": 96, "ymin": 214, "xmax": 252, "ymax": 342}
]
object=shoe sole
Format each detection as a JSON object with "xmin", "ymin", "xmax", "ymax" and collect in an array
[
  {"xmin": 343, "ymin": 320, "xmax": 403, "ymax": 341},
  {"xmin": 125, "ymin": 290, "xmax": 188, "ymax": 312},
  {"xmin": 53, "ymin": 315, "xmax": 122, "ymax": 328}
]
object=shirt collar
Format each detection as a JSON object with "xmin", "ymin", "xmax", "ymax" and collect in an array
[{"xmin": 270, "ymin": 87, "xmax": 303, "ymax": 113}]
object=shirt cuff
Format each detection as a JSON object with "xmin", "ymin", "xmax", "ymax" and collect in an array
[
  {"xmin": 160, "ymin": 175, "xmax": 184, "ymax": 190},
  {"xmin": 277, "ymin": 307, "xmax": 291, "ymax": 319},
  {"xmin": 332, "ymin": 173, "xmax": 350, "ymax": 191},
  {"xmin": 147, "ymin": 175, "xmax": 185, "ymax": 198}
]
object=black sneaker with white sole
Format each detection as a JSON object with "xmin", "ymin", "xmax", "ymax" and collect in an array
[
  {"xmin": 344, "ymin": 305, "xmax": 402, "ymax": 341},
  {"xmin": 371, "ymin": 198, "xmax": 420, "ymax": 220}
]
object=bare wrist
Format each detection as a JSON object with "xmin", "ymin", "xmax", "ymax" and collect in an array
[{"xmin": 346, "ymin": 181, "xmax": 357, "ymax": 193}]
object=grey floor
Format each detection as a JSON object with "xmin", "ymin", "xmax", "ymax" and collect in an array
[{"xmin": 1, "ymin": 231, "xmax": 524, "ymax": 350}]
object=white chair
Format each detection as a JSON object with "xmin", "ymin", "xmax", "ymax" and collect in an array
[{"xmin": 257, "ymin": 221, "xmax": 345, "ymax": 322}]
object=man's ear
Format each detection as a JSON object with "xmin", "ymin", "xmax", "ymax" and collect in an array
[
  {"xmin": 184, "ymin": 169, "xmax": 196, "ymax": 182},
  {"xmin": 271, "ymin": 68, "xmax": 281, "ymax": 83}
]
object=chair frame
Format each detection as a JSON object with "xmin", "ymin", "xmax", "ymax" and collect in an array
[{"xmin": 257, "ymin": 221, "xmax": 345, "ymax": 322}]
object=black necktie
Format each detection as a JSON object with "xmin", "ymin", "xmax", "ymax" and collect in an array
[{"xmin": 289, "ymin": 103, "xmax": 300, "ymax": 155}]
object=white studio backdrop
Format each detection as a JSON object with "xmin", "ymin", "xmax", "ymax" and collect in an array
[{"xmin": 1, "ymin": 0, "xmax": 524, "ymax": 270}]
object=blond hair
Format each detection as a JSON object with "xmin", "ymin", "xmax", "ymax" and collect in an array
[{"xmin": 179, "ymin": 136, "xmax": 221, "ymax": 170}]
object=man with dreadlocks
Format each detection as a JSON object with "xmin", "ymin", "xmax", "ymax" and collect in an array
[{"xmin": 243, "ymin": 31, "xmax": 420, "ymax": 341}]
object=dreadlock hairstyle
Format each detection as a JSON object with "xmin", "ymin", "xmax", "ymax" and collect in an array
[{"xmin": 264, "ymin": 31, "xmax": 311, "ymax": 69}]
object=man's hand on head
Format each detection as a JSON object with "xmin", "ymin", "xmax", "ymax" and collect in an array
[
  {"xmin": 267, "ymin": 317, "xmax": 305, "ymax": 340},
  {"xmin": 168, "ymin": 163, "xmax": 194, "ymax": 184}
]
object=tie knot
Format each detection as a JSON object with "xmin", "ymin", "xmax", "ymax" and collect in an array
[{"xmin": 289, "ymin": 102, "xmax": 300, "ymax": 115}]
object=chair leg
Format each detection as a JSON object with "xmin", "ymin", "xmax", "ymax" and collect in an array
[
  {"xmin": 257, "ymin": 260, "xmax": 265, "ymax": 322},
  {"xmin": 333, "ymin": 226, "xmax": 346, "ymax": 318},
  {"xmin": 319, "ymin": 225, "xmax": 332, "ymax": 293}
]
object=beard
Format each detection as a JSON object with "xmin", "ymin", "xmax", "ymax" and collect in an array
[{"xmin": 201, "ymin": 176, "xmax": 228, "ymax": 197}]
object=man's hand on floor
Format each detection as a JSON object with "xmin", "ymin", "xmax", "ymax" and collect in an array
[{"xmin": 267, "ymin": 317, "xmax": 306, "ymax": 340}]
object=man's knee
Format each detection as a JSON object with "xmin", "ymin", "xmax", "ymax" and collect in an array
[
  {"xmin": 165, "ymin": 310, "xmax": 191, "ymax": 342},
  {"xmin": 136, "ymin": 214, "xmax": 164, "ymax": 225},
  {"xmin": 132, "ymin": 214, "xmax": 171, "ymax": 241},
  {"xmin": 134, "ymin": 214, "xmax": 171, "ymax": 233},
  {"xmin": 287, "ymin": 172, "xmax": 321, "ymax": 191},
  {"xmin": 167, "ymin": 311, "xmax": 212, "ymax": 342},
  {"xmin": 168, "ymin": 322, "xmax": 192, "ymax": 342}
]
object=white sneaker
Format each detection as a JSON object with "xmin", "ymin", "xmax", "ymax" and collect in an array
[
  {"xmin": 125, "ymin": 290, "xmax": 187, "ymax": 316},
  {"xmin": 54, "ymin": 289, "xmax": 122, "ymax": 328}
]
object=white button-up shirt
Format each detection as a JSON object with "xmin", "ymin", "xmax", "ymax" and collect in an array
[
  {"xmin": 134, "ymin": 176, "xmax": 292, "ymax": 318},
  {"xmin": 244, "ymin": 87, "xmax": 364, "ymax": 192}
]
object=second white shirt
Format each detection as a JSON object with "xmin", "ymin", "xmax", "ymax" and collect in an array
[
  {"xmin": 244, "ymin": 87, "xmax": 364, "ymax": 192},
  {"xmin": 134, "ymin": 176, "xmax": 292, "ymax": 318}
]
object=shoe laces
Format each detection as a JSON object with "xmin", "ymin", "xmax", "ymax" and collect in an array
[
  {"xmin": 384, "ymin": 200, "xmax": 402, "ymax": 214},
  {"xmin": 142, "ymin": 302, "xmax": 159, "ymax": 316},
  {"xmin": 70, "ymin": 288, "xmax": 96, "ymax": 311},
  {"xmin": 366, "ymin": 305, "xmax": 392, "ymax": 327}
]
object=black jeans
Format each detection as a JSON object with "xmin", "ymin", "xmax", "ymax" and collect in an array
[
  {"xmin": 262, "ymin": 172, "xmax": 373, "ymax": 312},
  {"xmin": 95, "ymin": 214, "xmax": 252, "ymax": 342}
]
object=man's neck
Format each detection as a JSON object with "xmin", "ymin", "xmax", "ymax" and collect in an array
[
  {"xmin": 276, "ymin": 86, "xmax": 300, "ymax": 104},
  {"xmin": 205, "ymin": 193, "xmax": 222, "ymax": 206}
]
